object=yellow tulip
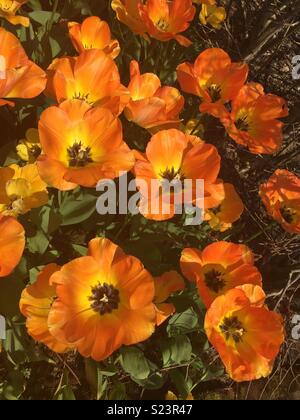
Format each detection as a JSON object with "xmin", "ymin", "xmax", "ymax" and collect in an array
[{"xmin": 0, "ymin": 163, "xmax": 48, "ymax": 217}]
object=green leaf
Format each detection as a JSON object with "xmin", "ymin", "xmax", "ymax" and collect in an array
[
  {"xmin": 109, "ymin": 383, "xmax": 127, "ymax": 400},
  {"xmin": 27, "ymin": 229, "xmax": 50, "ymax": 254},
  {"xmin": 161, "ymin": 336, "xmax": 192, "ymax": 367},
  {"xmin": 169, "ymin": 370, "xmax": 193, "ymax": 399},
  {"xmin": 49, "ymin": 36, "xmax": 61, "ymax": 57},
  {"xmin": 29, "ymin": 10, "xmax": 60, "ymax": 25},
  {"xmin": 120, "ymin": 347, "xmax": 151, "ymax": 380},
  {"xmin": 2, "ymin": 370, "xmax": 26, "ymax": 400},
  {"xmin": 133, "ymin": 371, "xmax": 165, "ymax": 390},
  {"xmin": 84, "ymin": 359, "xmax": 107, "ymax": 400},
  {"xmin": 31, "ymin": 205, "xmax": 62, "ymax": 235},
  {"xmin": 53, "ymin": 370, "xmax": 76, "ymax": 401},
  {"xmin": 59, "ymin": 190, "xmax": 97, "ymax": 226},
  {"xmin": 72, "ymin": 244, "xmax": 88, "ymax": 257},
  {"xmin": 167, "ymin": 308, "xmax": 199, "ymax": 337}
]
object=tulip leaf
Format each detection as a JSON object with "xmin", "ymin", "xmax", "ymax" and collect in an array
[
  {"xmin": 120, "ymin": 347, "xmax": 151, "ymax": 381},
  {"xmin": 161, "ymin": 336, "xmax": 193, "ymax": 367},
  {"xmin": 29, "ymin": 11, "xmax": 60, "ymax": 25},
  {"xmin": 167, "ymin": 308, "xmax": 199, "ymax": 337},
  {"xmin": 59, "ymin": 190, "xmax": 97, "ymax": 226}
]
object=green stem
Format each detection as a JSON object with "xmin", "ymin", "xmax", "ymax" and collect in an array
[{"xmin": 47, "ymin": 0, "xmax": 59, "ymax": 34}]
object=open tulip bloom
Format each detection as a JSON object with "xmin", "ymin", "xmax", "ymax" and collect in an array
[
  {"xmin": 181, "ymin": 241, "xmax": 263, "ymax": 308},
  {"xmin": 37, "ymin": 100, "xmax": 135, "ymax": 190},
  {"xmin": 68, "ymin": 16, "xmax": 120, "ymax": 59},
  {"xmin": 205, "ymin": 285, "xmax": 284, "ymax": 382},
  {"xmin": 260, "ymin": 169, "xmax": 300, "ymax": 234},
  {"xmin": 0, "ymin": 0, "xmax": 295, "ymax": 397},
  {"xmin": 46, "ymin": 49, "xmax": 130, "ymax": 115},
  {"xmin": 47, "ymin": 238, "xmax": 157, "ymax": 361},
  {"xmin": 0, "ymin": 27, "xmax": 46, "ymax": 106},
  {"xmin": 0, "ymin": 0, "xmax": 29, "ymax": 27},
  {"xmin": 125, "ymin": 60, "xmax": 184, "ymax": 132},
  {"xmin": 134, "ymin": 129, "xmax": 225, "ymax": 221}
]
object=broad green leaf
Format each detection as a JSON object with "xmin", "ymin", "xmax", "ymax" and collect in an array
[
  {"xmin": 161, "ymin": 336, "xmax": 192, "ymax": 367},
  {"xmin": 59, "ymin": 190, "xmax": 97, "ymax": 226},
  {"xmin": 27, "ymin": 229, "xmax": 50, "ymax": 254},
  {"xmin": 29, "ymin": 11, "xmax": 60, "ymax": 25},
  {"xmin": 120, "ymin": 347, "xmax": 151, "ymax": 380},
  {"xmin": 167, "ymin": 308, "xmax": 199, "ymax": 337}
]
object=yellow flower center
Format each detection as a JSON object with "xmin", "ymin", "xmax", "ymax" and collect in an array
[
  {"xmin": 88, "ymin": 283, "xmax": 120, "ymax": 315},
  {"xmin": 67, "ymin": 142, "xmax": 93, "ymax": 167},
  {"xmin": 220, "ymin": 316, "xmax": 246, "ymax": 344}
]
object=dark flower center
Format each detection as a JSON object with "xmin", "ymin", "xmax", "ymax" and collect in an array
[
  {"xmin": 280, "ymin": 205, "xmax": 297, "ymax": 224},
  {"xmin": 89, "ymin": 283, "xmax": 120, "ymax": 315},
  {"xmin": 67, "ymin": 141, "xmax": 93, "ymax": 167},
  {"xmin": 73, "ymin": 91, "xmax": 91, "ymax": 102},
  {"xmin": 207, "ymin": 84, "xmax": 222, "ymax": 102},
  {"xmin": 236, "ymin": 116, "xmax": 250, "ymax": 132},
  {"xmin": 204, "ymin": 269, "xmax": 225, "ymax": 293},
  {"xmin": 159, "ymin": 167, "xmax": 184, "ymax": 182},
  {"xmin": 156, "ymin": 18, "xmax": 169, "ymax": 31},
  {"xmin": 220, "ymin": 316, "xmax": 246, "ymax": 343},
  {"xmin": 30, "ymin": 144, "xmax": 41, "ymax": 159}
]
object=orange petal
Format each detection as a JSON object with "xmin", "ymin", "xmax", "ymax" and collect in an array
[{"xmin": 0, "ymin": 216, "xmax": 25, "ymax": 277}]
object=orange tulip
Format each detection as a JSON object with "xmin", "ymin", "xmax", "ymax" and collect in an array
[
  {"xmin": 204, "ymin": 285, "xmax": 284, "ymax": 382},
  {"xmin": 0, "ymin": 215, "xmax": 25, "ymax": 277},
  {"xmin": 0, "ymin": 28, "xmax": 46, "ymax": 107},
  {"xmin": 139, "ymin": 0, "xmax": 196, "ymax": 47},
  {"xmin": 134, "ymin": 129, "xmax": 225, "ymax": 221},
  {"xmin": 68, "ymin": 16, "xmax": 120, "ymax": 59},
  {"xmin": 20, "ymin": 264, "xmax": 72, "ymax": 353},
  {"xmin": 202, "ymin": 83, "xmax": 289, "ymax": 154},
  {"xmin": 154, "ymin": 271, "xmax": 185, "ymax": 326},
  {"xmin": 46, "ymin": 49, "xmax": 130, "ymax": 116},
  {"xmin": 180, "ymin": 242, "xmax": 262, "ymax": 308},
  {"xmin": 259, "ymin": 169, "xmax": 300, "ymax": 234},
  {"xmin": 48, "ymin": 238, "xmax": 156, "ymax": 361},
  {"xmin": 111, "ymin": 0, "xmax": 146, "ymax": 36},
  {"xmin": 37, "ymin": 100, "xmax": 135, "ymax": 190},
  {"xmin": 125, "ymin": 60, "xmax": 184, "ymax": 132},
  {"xmin": 0, "ymin": 0, "xmax": 29, "ymax": 27},
  {"xmin": 177, "ymin": 48, "xmax": 248, "ymax": 105},
  {"xmin": 205, "ymin": 183, "xmax": 244, "ymax": 232}
]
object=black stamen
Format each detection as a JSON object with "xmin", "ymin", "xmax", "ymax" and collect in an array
[
  {"xmin": 89, "ymin": 283, "xmax": 120, "ymax": 315},
  {"xmin": 236, "ymin": 116, "xmax": 249, "ymax": 132},
  {"xmin": 67, "ymin": 141, "xmax": 93, "ymax": 167},
  {"xmin": 204, "ymin": 269, "xmax": 225, "ymax": 293},
  {"xmin": 207, "ymin": 85, "xmax": 222, "ymax": 102},
  {"xmin": 159, "ymin": 167, "xmax": 184, "ymax": 182},
  {"xmin": 220, "ymin": 316, "xmax": 245, "ymax": 343},
  {"xmin": 280, "ymin": 206, "xmax": 296, "ymax": 224}
]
